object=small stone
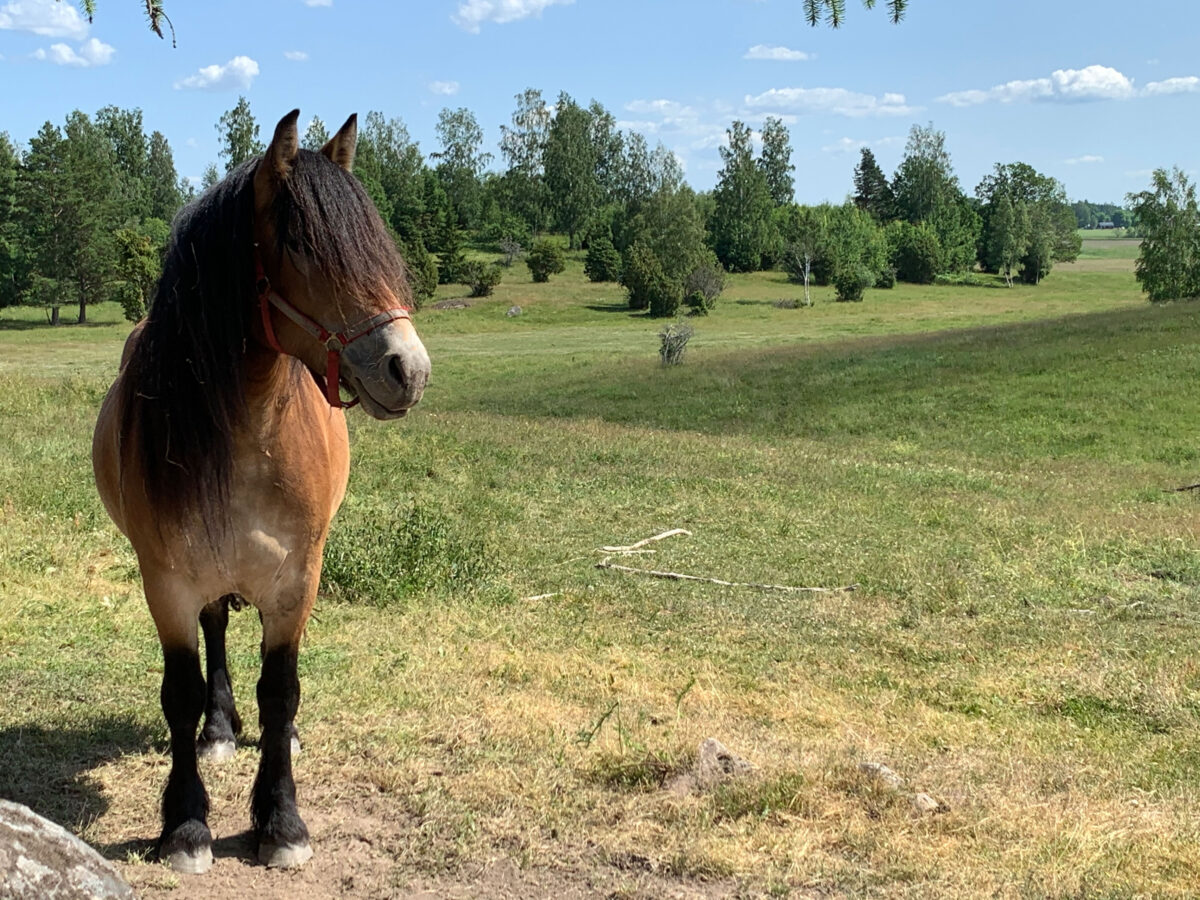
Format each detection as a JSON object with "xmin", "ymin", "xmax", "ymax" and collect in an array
[
  {"xmin": 0, "ymin": 800, "xmax": 133, "ymax": 899},
  {"xmin": 506, "ymin": 305, "xmax": 522, "ymax": 317},
  {"xmin": 859, "ymin": 761, "xmax": 904, "ymax": 791},
  {"xmin": 696, "ymin": 738, "xmax": 755, "ymax": 789},
  {"xmin": 911, "ymin": 792, "xmax": 942, "ymax": 813},
  {"xmin": 664, "ymin": 774, "xmax": 697, "ymax": 797}
]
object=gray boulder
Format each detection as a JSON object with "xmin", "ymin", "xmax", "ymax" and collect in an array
[{"xmin": 0, "ymin": 800, "xmax": 132, "ymax": 899}]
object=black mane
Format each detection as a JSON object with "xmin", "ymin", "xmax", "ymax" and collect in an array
[{"xmin": 120, "ymin": 150, "xmax": 410, "ymax": 542}]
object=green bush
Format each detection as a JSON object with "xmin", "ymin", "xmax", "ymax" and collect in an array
[
  {"xmin": 622, "ymin": 243, "xmax": 682, "ymax": 316},
  {"xmin": 463, "ymin": 260, "xmax": 503, "ymax": 298},
  {"xmin": 683, "ymin": 256, "xmax": 726, "ymax": 314},
  {"xmin": 834, "ymin": 265, "xmax": 872, "ymax": 302},
  {"xmin": 401, "ymin": 237, "xmax": 438, "ymax": 310},
  {"xmin": 888, "ymin": 220, "xmax": 942, "ymax": 284},
  {"xmin": 584, "ymin": 237, "xmax": 623, "ymax": 283},
  {"xmin": 526, "ymin": 239, "xmax": 566, "ymax": 283}
]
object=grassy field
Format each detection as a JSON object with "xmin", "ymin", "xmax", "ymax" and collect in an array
[{"xmin": 2, "ymin": 248, "xmax": 1200, "ymax": 897}]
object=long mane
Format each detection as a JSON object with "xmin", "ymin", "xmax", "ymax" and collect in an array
[{"xmin": 119, "ymin": 150, "xmax": 410, "ymax": 542}]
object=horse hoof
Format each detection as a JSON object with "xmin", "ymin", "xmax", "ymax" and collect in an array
[
  {"xmin": 198, "ymin": 738, "xmax": 236, "ymax": 762},
  {"xmin": 259, "ymin": 841, "xmax": 313, "ymax": 869},
  {"xmin": 290, "ymin": 735, "xmax": 301, "ymax": 756},
  {"xmin": 166, "ymin": 845, "xmax": 213, "ymax": 875}
]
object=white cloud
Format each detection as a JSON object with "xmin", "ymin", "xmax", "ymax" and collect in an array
[
  {"xmin": 174, "ymin": 55, "xmax": 259, "ymax": 91},
  {"xmin": 1144, "ymin": 76, "xmax": 1200, "ymax": 96},
  {"xmin": 939, "ymin": 64, "xmax": 1150, "ymax": 106},
  {"xmin": 428, "ymin": 80, "xmax": 460, "ymax": 96},
  {"xmin": 452, "ymin": 0, "xmax": 572, "ymax": 33},
  {"xmin": 1065, "ymin": 155, "xmax": 1104, "ymax": 165},
  {"xmin": 0, "ymin": 0, "xmax": 88, "ymax": 39},
  {"xmin": 744, "ymin": 86, "xmax": 916, "ymax": 118},
  {"xmin": 744, "ymin": 44, "xmax": 811, "ymax": 62},
  {"xmin": 32, "ymin": 37, "xmax": 114, "ymax": 67},
  {"xmin": 283, "ymin": 50, "xmax": 308, "ymax": 62},
  {"xmin": 302, "ymin": 0, "xmax": 332, "ymax": 6}
]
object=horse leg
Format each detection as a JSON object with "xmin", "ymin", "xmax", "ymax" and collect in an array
[
  {"xmin": 197, "ymin": 595, "xmax": 243, "ymax": 762},
  {"xmin": 252, "ymin": 629, "xmax": 312, "ymax": 868},
  {"xmin": 257, "ymin": 609, "xmax": 301, "ymax": 756},
  {"xmin": 148, "ymin": 589, "xmax": 212, "ymax": 875}
]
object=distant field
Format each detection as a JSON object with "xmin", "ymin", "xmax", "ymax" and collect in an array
[{"xmin": 3, "ymin": 249, "xmax": 1200, "ymax": 897}]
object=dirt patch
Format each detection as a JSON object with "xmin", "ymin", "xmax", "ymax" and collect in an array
[{"xmin": 119, "ymin": 785, "xmax": 746, "ymax": 900}]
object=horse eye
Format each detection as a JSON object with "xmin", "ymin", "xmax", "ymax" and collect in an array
[{"xmin": 285, "ymin": 236, "xmax": 304, "ymax": 256}]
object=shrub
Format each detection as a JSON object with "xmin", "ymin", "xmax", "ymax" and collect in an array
[
  {"xmin": 834, "ymin": 265, "xmax": 872, "ymax": 302},
  {"xmin": 463, "ymin": 261, "xmax": 503, "ymax": 297},
  {"xmin": 888, "ymin": 220, "xmax": 942, "ymax": 284},
  {"xmin": 658, "ymin": 318, "xmax": 694, "ymax": 365},
  {"xmin": 683, "ymin": 256, "xmax": 726, "ymax": 315},
  {"xmin": 526, "ymin": 239, "xmax": 566, "ymax": 283},
  {"xmin": 478, "ymin": 212, "xmax": 531, "ymax": 249},
  {"xmin": 401, "ymin": 238, "xmax": 438, "ymax": 310},
  {"xmin": 875, "ymin": 266, "xmax": 896, "ymax": 289},
  {"xmin": 437, "ymin": 225, "xmax": 469, "ymax": 285},
  {"xmin": 622, "ymin": 242, "xmax": 682, "ymax": 316},
  {"xmin": 498, "ymin": 238, "xmax": 523, "ymax": 267},
  {"xmin": 584, "ymin": 237, "xmax": 623, "ymax": 283}
]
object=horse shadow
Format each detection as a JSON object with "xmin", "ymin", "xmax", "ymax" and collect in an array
[{"xmin": 0, "ymin": 716, "xmax": 260, "ymax": 865}]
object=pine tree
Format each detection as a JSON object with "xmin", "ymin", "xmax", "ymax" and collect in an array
[
  {"xmin": 301, "ymin": 116, "xmax": 329, "ymax": 151},
  {"xmin": 853, "ymin": 147, "xmax": 894, "ymax": 222},
  {"xmin": 544, "ymin": 93, "xmax": 600, "ymax": 250},
  {"xmin": 711, "ymin": 121, "xmax": 775, "ymax": 272},
  {"xmin": 759, "ymin": 117, "xmax": 795, "ymax": 207},
  {"xmin": 217, "ymin": 96, "xmax": 263, "ymax": 172},
  {"xmin": 146, "ymin": 130, "xmax": 183, "ymax": 221},
  {"xmin": 0, "ymin": 132, "xmax": 30, "ymax": 307}
]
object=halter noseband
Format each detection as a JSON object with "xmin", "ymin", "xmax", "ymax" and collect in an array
[{"xmin": 255, "ymin": 253, "xmax": 412, "ymax": 409}]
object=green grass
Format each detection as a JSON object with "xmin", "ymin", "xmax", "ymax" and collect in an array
[{"xmin": 3, "ymin": 251, "xmax": 1200, "ymax": 896}]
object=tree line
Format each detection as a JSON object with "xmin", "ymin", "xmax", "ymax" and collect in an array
[{"xmin": 2, "ymin": 91, "xmax": 1189, "ymax": 324}]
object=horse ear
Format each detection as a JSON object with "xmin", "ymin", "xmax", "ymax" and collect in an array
[
  {"xmin": 321, "ymin": 114, "xmax": 357, "ymax": 173},
  {"xmin": 264, "ymin": 109, "xmax": 301, "ymax": 180}
]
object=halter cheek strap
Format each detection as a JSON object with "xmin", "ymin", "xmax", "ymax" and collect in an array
[{"xmin": 255, "ymin": 255, "xmax": 413, "ymax": 409}]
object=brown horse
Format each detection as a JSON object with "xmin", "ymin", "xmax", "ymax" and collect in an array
[{"xmin": 92, "ymin": 111, "xmax": 430, "ymax": 874}]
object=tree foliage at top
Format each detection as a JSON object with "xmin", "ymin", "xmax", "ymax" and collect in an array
[
  {"xmin": 804, "ymin": 0, "xmax": 907, "ymax": 25},
  {"xmin": 1128, "ymin": 168, "xmax": 1200, "ymax": 303}
]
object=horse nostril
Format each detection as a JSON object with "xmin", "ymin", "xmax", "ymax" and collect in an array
[{"xmin": 387, "ymin": 354, "xmax": 407, "ymax": 390}]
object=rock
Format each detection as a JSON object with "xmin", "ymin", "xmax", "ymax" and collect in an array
[
  {"xmin": 505, "ymin": 305, "xmax": 522, "ymax": 317},
  {"xmin": 696, "ymin": 738, "xmax": 755, "ymax": 788},
  {"xmin": 663, "ymin": 774, "xmax": 697, "ymax": 798},
  {"xmin": 911, "ymin": 792, "xmax": 943, "ymax": 814},
  {"xmin": 858, "ymin": 761, "xmax": 904, "ymax": 791},
  {"xmin": 0, "ymin": 800, "xmax": 133, "ymax": 899}
]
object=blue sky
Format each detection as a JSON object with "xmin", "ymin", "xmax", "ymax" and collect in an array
[{"xmin": 1, "ymin": 0, "xmax": 1197, "ymax": 204}]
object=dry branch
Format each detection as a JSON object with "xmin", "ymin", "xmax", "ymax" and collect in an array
[
  {"xmin": 596, "ymin": 557, "xmax": 858, "ymax": 594},
  {"xmin": 1168, "ymin": 483, "xmax": 1200, "ymax": 493},
  {"xmin": 599, "ymin": 529, "xmax": 692, "ymax": 553}
]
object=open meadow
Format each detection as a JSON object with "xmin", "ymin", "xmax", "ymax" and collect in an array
[{"xmin": 3, "ymin": 241, "xmax": 1200, "ymax": 897}]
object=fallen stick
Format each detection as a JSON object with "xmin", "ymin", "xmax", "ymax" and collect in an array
[
  {"xmin": 1168, "ymin": 483, "xmax": 1200, "ymax": 493},
  {"xmin": 596, "ymin": 557, "xmax": 857, "ymax": 594},
  {"xmin": 522, "ymin": 592, "xmax": 561, "ymax": 602},
  {"xmin": 600, "ymin": 528, "xmax": 692, "ymax": 553}
]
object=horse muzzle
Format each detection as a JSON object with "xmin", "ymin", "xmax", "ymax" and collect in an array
[{"xmin": 339, "ymin": 321, "xmax": 430, "ymax": 420}]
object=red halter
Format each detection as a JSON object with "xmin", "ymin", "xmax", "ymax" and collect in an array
[{"xmin": 255, "ymin": 254, "xmax": 412, "ymax": 409}]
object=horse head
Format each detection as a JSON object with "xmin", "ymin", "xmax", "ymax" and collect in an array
[{"xmin": 252, "ymin": 109, "xmax": 431, "ymax": 419}]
